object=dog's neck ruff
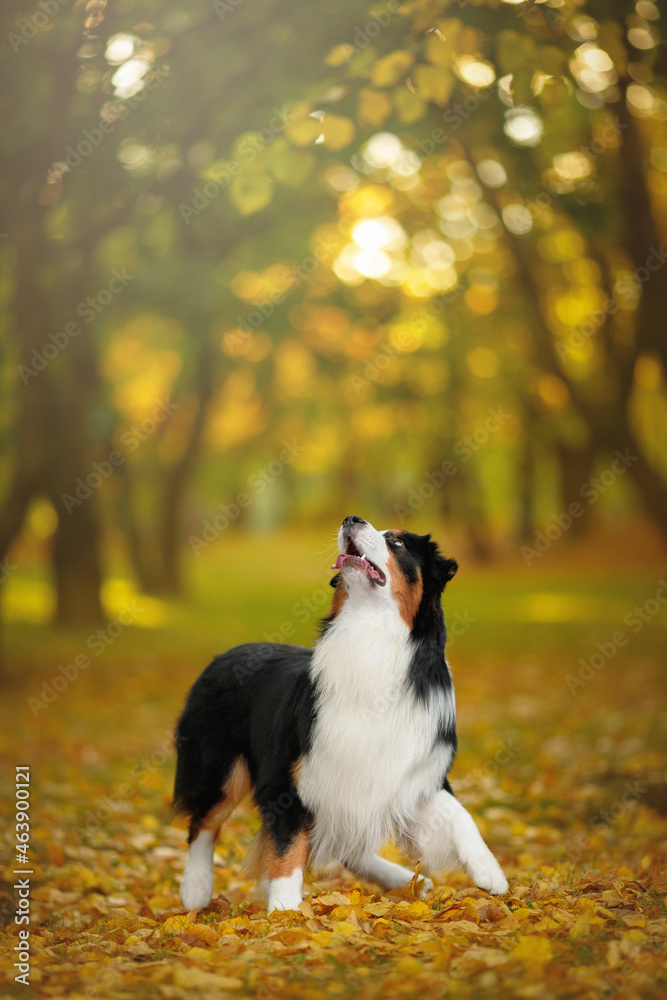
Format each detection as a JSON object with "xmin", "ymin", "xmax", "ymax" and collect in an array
[
  {"xmin": 299, "ymin": 596, "xmax": 456, "ymax": 870},
  {"xmin": 312, "ymin": 596, "xmax": 414, "ymax": 695}
]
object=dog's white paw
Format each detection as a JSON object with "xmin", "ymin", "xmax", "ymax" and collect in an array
[
  {"xmin": 467, "ymin": 855, "xmax": 508, "ymax": 895},
  {"xmin": 180, "ymin": 869, "xmax": 214, "ymax": 910},
  {"xmin": 266, "ymin": 871, "xmax": 303, "ymax": 913},
  {"xmin": 267, "ymin": 893, "xmax": 303, "ymax": 913}
]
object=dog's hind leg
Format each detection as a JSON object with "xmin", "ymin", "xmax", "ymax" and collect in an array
[
  {"xmin": 247, "ymin": 825, "xmax": 310, "ymax": 912},
  {"xmin": 247, "ymin": 784, "xmax": 311, "ymax": 912},
  {"xmin": 179, "ymin": 757, "xmax": 251, "ymax": 910}
]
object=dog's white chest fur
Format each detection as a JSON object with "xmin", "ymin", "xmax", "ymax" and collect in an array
[{"xmin": 297, "ymin": 601, "xmax": 455, "ymax": 869}]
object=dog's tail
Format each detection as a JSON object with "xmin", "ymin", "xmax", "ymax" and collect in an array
[{"xmin": 170, "ymin": 714, "xmax": 204, "ymax": 822}]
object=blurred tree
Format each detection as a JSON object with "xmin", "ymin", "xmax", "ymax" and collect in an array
[
  {"xmin": 251, "ymin": 0, "xmax": 667, "ymax": 540},
  {"xmin": 0, "ymin": 0, "xmax": 373, "ymax": 619},
  {"xmin": 2, "ymin": 0, "xmax": 666, "ymax": 626}
]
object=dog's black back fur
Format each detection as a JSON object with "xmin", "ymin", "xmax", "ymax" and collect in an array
[{"xmin": 173, "ymin": 643, "xmax": 317, "ymax": 851}]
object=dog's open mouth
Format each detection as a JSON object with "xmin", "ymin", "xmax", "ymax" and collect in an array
[{"xmin": 331, "ymin": 540, "xmax": 386, "ymax": 586}]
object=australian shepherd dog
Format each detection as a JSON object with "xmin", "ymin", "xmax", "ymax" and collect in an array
[{"xmin": 172, "ymin": 516, "xmax": 508, "ymax": 911}]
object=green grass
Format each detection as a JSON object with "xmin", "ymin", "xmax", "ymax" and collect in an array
[{"xmin": 4, "ymin": 526, "xmax": 666, "ymax": 675}]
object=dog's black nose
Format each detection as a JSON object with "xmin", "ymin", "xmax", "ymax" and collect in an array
[{"xmin": 343, "ymin": 515, "xmax": 366, "ymax": 527}]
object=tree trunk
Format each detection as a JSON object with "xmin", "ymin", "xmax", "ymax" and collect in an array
[
  {"xmin": 615, "ymin": 426, "xmax": 667, "ymax": 544},
  {"xmin": 516, "ymin": 434, "xmax": 534, "ymax": 545},
  {"xmin": 49, "ymin": 485, "xmax": 106, "ymax": 627},
  {"xmin": 114, "ymin": 462, "xmax": 165, "ymax": 595},
  {"xmin": 158, "ymin": 341, "xmax": 216, "ymax": 595},
  {"xmin": 1, "ymin": 213, "xmax": 107, "ymax": 626},
  {"xmin": 557, "ymin": 442, "xmax": 596, "ymax": 537}
]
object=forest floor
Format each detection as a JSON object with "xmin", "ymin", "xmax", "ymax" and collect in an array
[{"xmin": 1, "ymin": 527, "xmax": 666, "ymax": 999}]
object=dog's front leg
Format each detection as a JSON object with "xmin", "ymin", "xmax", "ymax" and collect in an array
[
  {"xmin": 411, "ymin": 789, "xmax": 508, "ymax": 895},
  {"xmin": 345, "ymin": 853, "xmax": 433, "ymax": 895}
]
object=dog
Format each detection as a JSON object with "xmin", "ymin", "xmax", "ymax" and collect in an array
[{"xmin": 172, "ymin": 515, "xmax": 508, "ymax": 912}]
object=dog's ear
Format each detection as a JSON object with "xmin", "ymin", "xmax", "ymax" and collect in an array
[
  {"xmin": 438, "ymin": 557, "xmax": 458, "ymax": 585},
  {"xmin": 329, "ymin": 572, "xmax": 342, "ymax": 588},
  {"xmin": 426, "ymin": 537, "xmax": 458, "ymax": 589}
]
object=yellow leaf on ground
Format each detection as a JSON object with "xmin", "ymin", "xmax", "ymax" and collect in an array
[
  {"xmin": 402, "ymin": 901, "xmax": 433, "ymax": 921},
  {"xmin": 316, "ymin": 892, "xmax": 351, "ymax": 907},
  {"xmin": 147, "ymin": 895, "xmax": 174, "ymax": 910},
  {"xmin": 364, "ymin": 901, "xmax": 394, "ymax": 917},
  {"xmin": 330, "ymin": 921, "xmax": 359, "ymax": 936},
  {"xmin": 162, "ymin": 914, "xmax": 192, "ymax": 935},
  {"xmin": 393, "ymin": 957, "xmax": 422, "ymax": 975},
  {"xmin": 460, "ymin": 945, "xmax": 510, "ymax": 968},
  {"xmin": 570, "ymin": 909, "xmax": 593, "ymax": 938},
  {"xmin": 185, "ymin": 923, "xmax": 219, "ymax": 945},
  {"xmin": 173, "ymin": 966, "xmax": 243, "ymax": 991},
  {"xmin": 510, "ymin": 935, "xmax": 553, "ymax": 965}
]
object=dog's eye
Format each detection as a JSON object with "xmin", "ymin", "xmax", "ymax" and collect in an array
[{"xmin": 388, "ymin": 537, "xmax": 404, "ymax": 549}]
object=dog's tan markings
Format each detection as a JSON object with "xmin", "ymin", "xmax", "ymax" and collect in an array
[
  {"xmin": 385, "ymin": 532, "xmax": 423, "ymax": 628},
  {"xmin": 245, "ymin": 827, "xmax": 310, "ymax": 881},
  {"xmin": 267, "ymin": 829, "xmax": 309, "ymax": 879},
  {"xmin": 198, "ymin": 757, "xmax": 251, "ymax": 837},
  {"xmin": 291, "ymin": 757, "xmax": 303, "ymax": 790},
  {"xmin": 329, "ymin": 581, "xmax": 347, "ymax": 618}
]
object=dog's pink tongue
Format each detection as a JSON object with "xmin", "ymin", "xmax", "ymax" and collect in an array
[{"xmin": 331, "ymin": 554, "xmax": 346, "ymax": 569}]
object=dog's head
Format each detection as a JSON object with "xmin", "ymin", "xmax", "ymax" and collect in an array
[{"xmin": 328, "ymin": 515, "xmax": 457, "ymax": 629}]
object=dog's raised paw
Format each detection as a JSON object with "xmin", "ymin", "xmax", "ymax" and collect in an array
[{"xmin": 468, "ymin": 857, "xmax": 508, "ymax": 896}]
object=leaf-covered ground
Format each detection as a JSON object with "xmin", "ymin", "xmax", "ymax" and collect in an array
[{"xmin": 1, "ymin": 530, "xmax": 666, "ymax": 999}]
